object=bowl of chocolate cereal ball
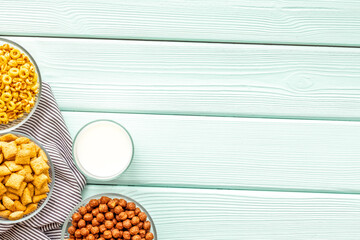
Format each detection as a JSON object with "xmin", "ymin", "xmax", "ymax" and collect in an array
[
  {"xmin": 61, "ymin": 193, "xmax": 157, "ymax": 240},
  {"xmin": 0, "ymin": 38, "xmax": 41, "ymax": 133}
]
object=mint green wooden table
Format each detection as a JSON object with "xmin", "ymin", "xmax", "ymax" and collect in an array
[{"xmin": 2, "ymin": 1, "xmax": 360, "ymax": 239}]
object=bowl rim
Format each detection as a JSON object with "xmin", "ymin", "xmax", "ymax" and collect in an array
[
  {"xmin": 61, "ymin": 192, "xmax": 157, "ymax": 240},
  {"xmin": 0, "ymin": 37, "xmax": 42, "ymax": 134},
  {"xmin": 0, "ymin": 131, "xmax": 55, "ymax": 224},
  {"xmin": 72, "ymin": 119, "xmax": 134, "ymax": 181}
]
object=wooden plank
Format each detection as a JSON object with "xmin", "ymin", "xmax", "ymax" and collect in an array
[
  {"xmin": 83, "ymin": 185, "xmax": 360, "ymax": 239},
  {"xmin": 6, "ymin": 36, "xmax": 360, "ymax": 120},
  {"xmin": 63, "ymin": 111, "xmax": 360, "ymax": 192},
  {"xmin": 2, "ymin": 1, "xmax": 360, "ymax": 46}
]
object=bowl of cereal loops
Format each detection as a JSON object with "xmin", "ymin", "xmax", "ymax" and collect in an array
[
  {"xmin": 0, "ymin": 132, "xmax": 54, "ymax": 224},
  {"xmin": 61, "ymin": 193, "xmax": 157, "ymax": 240},
  {"xmin": 0, "ymin": 38, "xmax": 41, "ymax": 133}
]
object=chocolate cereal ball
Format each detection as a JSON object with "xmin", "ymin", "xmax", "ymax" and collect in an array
[
  {"xmin": 130, "ymin": 226, "xmax": 139, "ymax": 235},
  {"xmin": 132, "ymin": 235, "xmax": 141, "ymax": 240},
  {"xmin": 112, "ymin": 229, "xmax": 121, "ymax": 238},
  {"xmin": 79, "ymin": 206, "xmax": 87, "ymax": 215},
  {"xmin": 126, "ymin": 202, "xmax": 136, "ymax": 211},
  {"xmin": 123, "ymin": 219, "xmax": 132, "ymax": 229},
  {"xmin": 105, "ymin": 220, "xmax": 114, "ymax": 229},
  {"xmin": 145, "ymin": 232, "xmax": 154, "ymax": 240},
  {"xmin": 123, "ymin": 231, "xmax": 131, "ymax": 240}
]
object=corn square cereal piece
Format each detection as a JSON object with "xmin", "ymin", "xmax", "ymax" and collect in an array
[
  {"xmin": 14, "ymin": 201, "xmax": 26, "ymax": 211},
  {"xmin": 5, "ymin": 192, "xmax": 19, "ymax": 200},
  {"xmin": 7, "ymin": 182, "xmax": 26, "ymax": 196},
  {"xmin": 0, "ymin": 154, "xmax": 3, "ymax": 164},
  {"xmin": 2, "ymin": 195, "xmax": 15, "ymax": 211},
  {"xmin": 17, "ymin": 169, "xmax": 26, "ymax": 176},
  {"xmin": 32, "ymin": 174, "xmax": 48, "ymax": 189},
  {"xmin": 21, "ymin": 188, "xmax": 32, "ymax": 206},
  {"xmin": 27, "ymin": 183, "xmax": 34, "ymax": 197},
  {"xmin": 3, "ymin": 175, "xmax": 10, "ymax": 184},
  {"xmin": 0, "ymin": 165, "xmax": 11, "ymax": 176},
  {"xmin": 8, "ymin": 211, "xmax": 24, "ymax": 220},
  {"xmin": 24, "ymin": 173, "xmax": 34, "ymax": 183},
  {"xmin": 4, "ymin": 161, "xmax": 23, "ymax": 172},
  {"xmin": 0, "ymin": 203, "xmax": 5, "ymax": 211},
  {"xmin": 21, "ymin": 142, "xmax": 36, "ymax": 158},
  {"xmin": 15, "ymin": 149, "xmax": 31, "ymax": 165},
  {"xmin": 35, "ymin": 184, "xmax": 49, "ymax": 195},
  {"xmin": 23, "ymin": 165, "xmax": 32, "ymax": 174},
  {"xmin": 0, "ymin": 134, "xmax": 17, "ymax": 142},
  {"xmin": 0, "ymin": 183, "xmax": 6, "ymax": 195},
  {"xmin": 34, "ymin": 144, "xmax": 40, "ymax": 155},
  {"xmin": 33, "ymin": 194, "xmax": 47, "ymax": 203},
  {"xmin": 24, "ymin": 203, "xmax": 37, "ymax": 215},
  {"xmin": 45, "ymin": 171, "xmax": 51, "ymax": 183},
  {"xmin": 30, "ymin": 156, "xmax": 49, "ymax": 175},
  {"xmin": 15, "ymin": 137, "xmax": 30, "ymax": 145},
  {"xmin": 5, "ymin": 173, "xmax": 25, "ymax": 190},
  {"xmin": 2, "ymin": 141, "xmax": 18, "ymax": 160},
  {"xmin": 0, "ymin": 210, "xmax": 11, "ymax": 218},
  {"xmin": 38, "ymin": 149, "xmax": 48, "ymax": 162}
]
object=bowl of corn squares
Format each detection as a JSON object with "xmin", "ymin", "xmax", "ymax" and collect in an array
[
  {"xmin": 0, "ymin": 132, "xmax": 54, "ymax": 224},
  {"xmin": 0, "ymin": 38, "xmax": 41, "ymax": 133}
]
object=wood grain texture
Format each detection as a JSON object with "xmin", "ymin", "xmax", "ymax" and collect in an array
[
  {"xmin": 63, "ymin": 111, "xmax": 360, "ymax": 192},
  {"xmin": 83, "ymin": 185, "xmax": 360, "ymax": 239},
  {"xmin": 6, "ymin": 36, "xmax": 360, "ymax": 120},
  {"xmin": 2, "ymin": 1, "xmax": 360, "ymax": 46}
]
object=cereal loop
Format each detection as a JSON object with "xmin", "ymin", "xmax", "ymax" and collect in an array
[
  {"xmin": 19, "ymin": 68, "xmax": 29, "ymax": 79},
  {"xmin": 0, "ymin": 112, "xmax": 7, "ymax": 121},
  {"xmin": 10, "ymin": 49, "xmax": 21, "ymax": 59},
  {"xmin": 9, "ymin": 68, "xmax": 19, "ymax": 77},
  {"xmin": 2, "ymin": 75, "xmax": 12, "ymax": 85},
  {"xmin": 6, "ymin": 101, "xmax": 15, "ymax": 111},
  {"xmin": 1, "ymin": 92, "xmax": 12, "ymax": 102}
]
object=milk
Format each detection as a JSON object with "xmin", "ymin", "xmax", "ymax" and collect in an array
[{"xmin": 73, "ymin": 120, "xmax": 133, "ymax": 180}]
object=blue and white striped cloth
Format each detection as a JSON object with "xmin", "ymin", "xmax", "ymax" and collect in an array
[{"xmin": 0, "ymin": 83, "xmax": 86, "ymax": 240}]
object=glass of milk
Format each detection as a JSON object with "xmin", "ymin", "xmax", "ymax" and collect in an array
[{"xmin": 73, "ymin": 120, "xmax": 134, "ymax": 180}]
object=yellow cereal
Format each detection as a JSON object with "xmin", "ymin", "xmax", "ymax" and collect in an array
[
  {"xmin": 0, "ymin": 210, "xmax": 11, "ymax": 218},
  {"xmin": 0, "ymin": 133, "xmax": 17, "ymax": 142},
  {"xmin": 33, "ymin": 194, "xmax": 46, "ymax": 203},
  {"xmin": 5, "ymin": 192, "xmax": 19, "ymax": 201},
  {"xmin": 15, "ymin": 149, "xmax": 31, "ymax": 165},
  {"xmin": 5, "ymin": 173, "xmax": 25, "ymax": 190},
  {"xmin": 24, "ymin": 203, "xmax": 37, "ymax": 215},
  {"xmin": 30, "ymin": 157, "xmax": 49, "ymax": 175},
  {"xmin": 2, "ymin": 195, "xmax": 15, "ymax": 211},
  {"xmin": 2, "ymin": 142, "xmax": 17, "ymax": 160},
  {"xmin": 0, "ymin": 165, "xmax": 11, "ymax": 176},
  {"xmin": 0, "ymin": 183, "xmax": 6, "ymax": 195},
  {"xmin": 0, "ymin": 43, "xmax": 39, "ymax": 124},
  {"xmin": 0, "ymin": 133, "xmax": 51, "ymax": 221},
  {"xmin": 14, "ymin": 201, "xmax": 26, "ymax": 211},
  {"xmin": 32, "ymin": 174, "xmax": 48, "ymax": 189},
  {"xmin": 4, "ymin": 161, "xmax": 23, "ymax": 172},
  {"xmin": 21, "ymin": 187, "xmax": 32, "ymax": 206},
  {"xmin": 8, "ymin": 211, "xmax": 24, "ymax": 220},
  {"xmin": 35, "ymin": 184, "xmax": 49, "ymax": 195}
]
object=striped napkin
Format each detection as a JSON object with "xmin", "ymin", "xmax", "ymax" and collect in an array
[{"xmin": 0, "ymin": 83, "xmax": 86, "ymax": 240}]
